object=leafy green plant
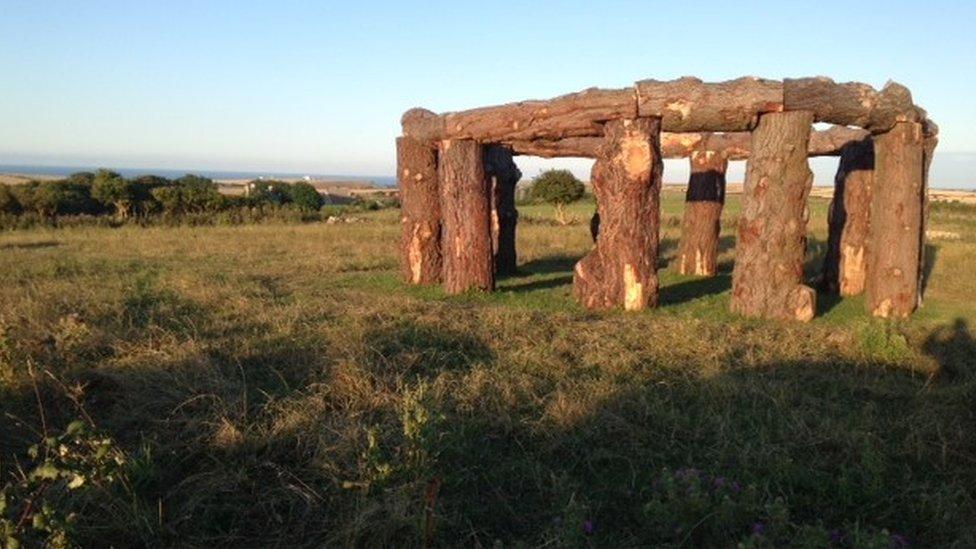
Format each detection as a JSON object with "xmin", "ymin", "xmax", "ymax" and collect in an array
[
  {"xmin": 288, "ymin": 182, "xmax": 324, "ymax": 212},
  {"xmin": 91, "ymin": 169, "xmax": 139, "ymax": 219},
  {"xmin": 1, "ymin": 420, "xmax": 127, "ymax": 548},
  {"xmin": 151, "ymin": 175, "xmax": 224, "ymax": 215},
  {"xmin": 0, "ymin": 185, "xmax": 21, "ymax": 215},
  {"xmin": 246, "ymin": 180, "xmax": 291, "ymax": 206},
  {"xmin": 530, "ymin": 169, "xmax": 585, "ymax": 224}
]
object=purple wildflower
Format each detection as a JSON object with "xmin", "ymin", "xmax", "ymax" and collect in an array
[
  {"xmin": 713, "ymin": 476, "xmax": 726, "ymax": 489},
  {"xmin": 751, "ymin": 522, "xmax": 765, "ymax": 536},
  {"xmin": 676, "ymin": 467, "xmax": 700, "ymax": 481},
  {"xmin": 890, "ymin": 533, "xmax": 909, "ymax": 548},
  {"xmin": 828, "ymin": 529, "xmax": 844, "ymax": 545},
  {"xmin": 583, "ymin": 520, "xmax": 595, "ymax": 535},
  {"xmin": 731, "ymin": 481, "xmax": 742, "ymax": 494}
]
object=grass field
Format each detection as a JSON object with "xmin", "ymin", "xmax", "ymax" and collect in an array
[{"xmin": 2, "ymin": 190, "xmax": 975, "ymax": 546}]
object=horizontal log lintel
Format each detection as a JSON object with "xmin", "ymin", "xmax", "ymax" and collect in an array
[
  {"xmin": 402, "ymin": 77, "xmax": 932, "ymax": 141},
  {"xmin": 503, "ymin": 125, "xmax": 870, "ymax": 160}
]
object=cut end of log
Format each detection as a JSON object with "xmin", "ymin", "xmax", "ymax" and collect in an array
[
  {"xmin": 623, "ymin": 264, "xmax": 644, "ymax": 311},
  {"xmin": 790, "ymin": 285, "xmax": 817, "ymax": 322}
]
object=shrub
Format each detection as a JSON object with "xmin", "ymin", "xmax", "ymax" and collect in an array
[
  {"xmin": 24, "ymin": 180, "xmax": 100, "ymax": 217},
  {"xmin": 288, "ymin": 182, "xmax": 324, "ymax": 212},
  {"xmin": 246, "ymin": 180, "xmax": 291, "ymax": 206},
  {"xmin": 152, "ymin": 175, "xmax": 224, "ymax": 214},
  {"xmin": 0, "ymin": 184, "xmax": 21, "ymax": 215},
  {"xmin": 65, "ymin": 171, "xmax": 95, "ymax": 186},
  {"xmin": 91, "ymin": 169, "xmax": 139, "ymax": 218},
  {"xmin": 530, "ymin": 169, "xmax": 585, "ymax": 224}
]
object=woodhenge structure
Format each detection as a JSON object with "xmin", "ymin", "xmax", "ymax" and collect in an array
[{"xmin": 396, "ymin": 76, "xmax": 938, "ymax": 321}]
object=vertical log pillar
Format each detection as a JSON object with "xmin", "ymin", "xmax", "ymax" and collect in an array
[
  {"xmin": 484, "ymin": 145, "xmax": 522, "ymax": 277},
  {"xmin": 866, "ymin": 122, "xmax": 924, "ymax": 318},
  {"xmin": 396, "ymin": 137, "xmax": 441, "ymax": 285},
  {"xmin": 676, "ymin": 150, "xmax": 728, "ymax": 276},
  {"xmin": 439, "ymin": 139, "xmax": 494, "ymax": 294},
  {"xmin": 573, "ymin": 118, "xmax": 662, "ymax": 311},
  {"xmin": 731, "ymin": 111, "xmax": 816, "ymax": 321},
  {"xmin": 821, "ymin": 138, "xmax": 873, "ymax": 295}
]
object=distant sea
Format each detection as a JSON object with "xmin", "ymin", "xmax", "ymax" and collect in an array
[{"xmin": 0, "ymin": 164, "xmax": 397, "ymax": 188}]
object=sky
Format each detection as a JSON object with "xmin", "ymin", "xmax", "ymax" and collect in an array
[{"xmin": 1, "ymin": 1, "xmax": 974, "ymax": 186}]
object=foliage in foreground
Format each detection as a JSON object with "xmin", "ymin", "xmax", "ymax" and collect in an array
[{"xmin": 1, "ymin": 417, "xmax": 131, "ymax": 548}]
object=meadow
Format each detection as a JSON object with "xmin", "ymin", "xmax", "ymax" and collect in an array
[{"xmin": 1, "ymin": 190, "xmax": 975, "ymax": 547}]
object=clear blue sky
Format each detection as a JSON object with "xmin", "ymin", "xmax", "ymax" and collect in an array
[{"xmin": 1, "ymin": 1, "xmax": 974, "ymax": 185}]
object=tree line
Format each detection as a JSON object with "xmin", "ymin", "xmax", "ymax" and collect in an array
[{"xmin": 0, "ymin": 170, "xmax": 379, "ymax": 225}]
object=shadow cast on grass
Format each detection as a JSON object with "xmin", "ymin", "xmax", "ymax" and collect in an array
[
  {"xmin": 4, "ymin": 304, "xmax": 976, "ymax": 546},
  {"xmin": 515, "ymin": 255, "xmax": 578, "ymax": 277},
  {"xmin": 0, "ymin": 240, "xmax": 61, "ymax": 250},
  {"xmin": 435, "ymin": 318, "xmax": 976, "ymax": 546},
  {"xmin": 659, "ymin": 273, "xmax": 731, "ymax": 306}
]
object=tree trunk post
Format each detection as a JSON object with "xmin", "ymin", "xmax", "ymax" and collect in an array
[
  {"xmin": 731, "ymin": 111, "xmax": 817, "ymax": 321},
  {"xmin": 866, "ymin": 122, "xmax": 924, "ymax": 318},
  {"xmin": 573, "ymin": 118, "xmax": 662, "ymax": 311},
  {"xmin": 396, "ymin": 137, "xmax": 441, "ymax": 285},
  {"xmin": 676, "ymin": 150, "xmax": 727, "ymax": 276},
  {"xmin": 439, "ymin": 139, "xmax": 494, "ymax": 294},
  {"xmin": 821, "ymin": 137, "xmax": 873, "ymax": 295},
  {"xmin": 484, "ymin": 145, "xmax": 522, "ymax": 277}
]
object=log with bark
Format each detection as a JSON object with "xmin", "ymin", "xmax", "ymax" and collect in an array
[
  {"xmin": 784, "ymin": 77, "xmax": 917, "ymax": 132},
  {"xmin": 403, "ymin": 77, "xmax": 924, "ymax": 144},
  {"xmin": 484, "ymin": 145, "xmax": 522, "ymax": 277},
  {"xmin": 676, "ymin": 150, "xmax": 728, "ymax": 276},
  {"xmin": 397, "ymin": 136, "xmax": 441, "ymax": 284},
  {"xmin": 636, "ymin": 76, "xmax": 783, "ymax": 132},
  {"xmin": 404, "ymin": 88, "xmax": 637, "ymax": 142},
  {"xmin": 866, "ymin": 122, "xmax": 924, "ymax": 318},
  {"xmin": 821, "ymin": 137, "xmax": 874, "ymax": 295},
  {"xmin": 506, "ymin": 125, "xmax": 869, "ymax": 160},
  {"xmin": 730, "ymin": 111, "xmax": 816, "ymax": 321},
  {"xmin": 438, "ymin": 139, "xmax": 494, "ymax": 294},
  {"xmin": 401, "ymin": 108, "xmax": 444, "ymax": 141},
  {"xmin": 573, "ymin": 118, "xmax": 662, "ymax": 310}
]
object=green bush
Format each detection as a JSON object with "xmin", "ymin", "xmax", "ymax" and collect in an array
[
  {"xmin": 288, "ymin": 182, "xmax": 324, "ymax": 212},
  {"xmin": 65, "ymin": 171, "xmax": 95, "ymax": 186},
  {"xmin": 0, "ymin": 184, "xmax": 21, "ymax": 215},
  {"xmin": 530, "ymin": 169, "xmax": 585, "ymax": 224},
  {"xmin": 531, "ymin": 169, "xmax": 585, "ymax": 204},
  {"xmin": 19, "ymin": 180, "xmax": 101, "ymax": 217},
  {"xmin": 246, "ymin": 180, "xmax": 291, "ymax": 206},
  {"xmin": 91, "ymin": 169, "xmax": 140, "ymax": 218},
  {"xmin": 152, "ymin": 175, "xmax": 224, "ymax": 215}
]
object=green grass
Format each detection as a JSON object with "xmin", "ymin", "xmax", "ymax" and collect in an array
[{"xmin": 1, "ymin": 190, "xmax": 975, "ymax": 546}]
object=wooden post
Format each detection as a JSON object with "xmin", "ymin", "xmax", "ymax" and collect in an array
[
  {"xmin": 821, "ymin": 138, "xmax": 873, "ymax": 295},
  {"xmin": 731, "ymin": 111, "xmax": 817, "ymax": 321},
  {"xmin": 866, "ymin": 122, "xmax": 924, "ymax": 318},
  {"xmin": 396, "ymin": 137, "xmax": 441, "ymax": 285},
  {"xmin": 439, "ymin": 139, "xmax": 494, "ymax": 294},
  {"xmin": 484, "ymin": 145, "xmax": 521, "ymax": 277},
  {"xmin": 573, "ymin": 118, "xmax": 662, "ymax": 310},
  {"xmin": 676, "ymin": 150, "xmax": 727, "ymax": 276}
]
